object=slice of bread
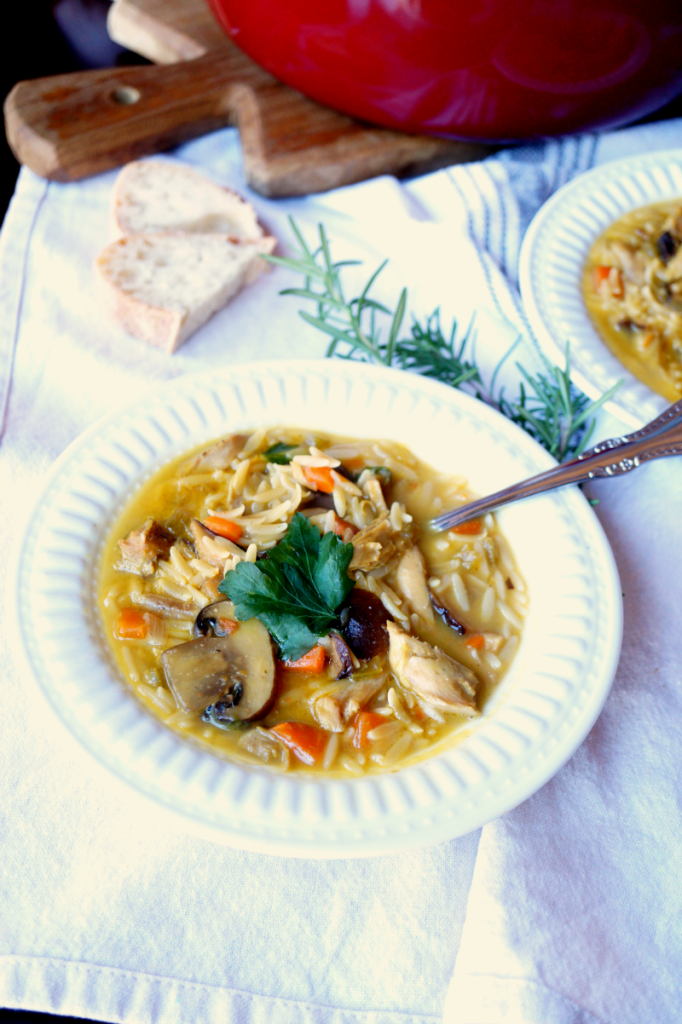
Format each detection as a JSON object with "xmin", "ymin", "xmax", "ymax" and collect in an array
[
  {"xmin": 95, "ymin": 232, "xmax": 276, "ymax": 352},
  {"xmin": 112, "ymin": 161, "xmax": 266, "ymax": 240}
]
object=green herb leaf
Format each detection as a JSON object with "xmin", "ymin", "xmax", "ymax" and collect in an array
[
  {"xmin": 218, "ymin": 513, "xmax": 355, "ymax": 661},
  {"xmin": 314, "ymin": 531, "xmax": 356, "ymax": 611},
  {"xmin": 263, "ymin": 442, "xmax": 297, "ymax": 464}
]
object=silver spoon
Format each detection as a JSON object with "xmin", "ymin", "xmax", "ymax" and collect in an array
[{"xmin": 432, "ymin": 398, "xmax": 682, "ymax": 531}]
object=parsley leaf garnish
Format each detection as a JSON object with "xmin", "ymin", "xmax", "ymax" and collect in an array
[
  {"xmin": 263, "ymin": 442, "xmax": 297, "ymax": 464},
  {"xmin": 218, "ymin": 512, "xmax": 355, "ymax": 661}
]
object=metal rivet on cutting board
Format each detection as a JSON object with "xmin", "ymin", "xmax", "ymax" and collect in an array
[{"xmin": 111, "ymin": 87, "xmax": 141, "ymax": 105}]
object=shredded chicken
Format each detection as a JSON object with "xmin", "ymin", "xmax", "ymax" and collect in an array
[
  {"xmin": 387, "ymin": 622, "xmax": 479, "ymax": 717},
  {"xmin": 117, "ymin": 519, "xmax": 174, "ymax": 577},
  {"xmin": 395, "ymin": 545, "xmax": 434, "ymax": 624},
  {"xmin": 350, "ymin": 515, "xmax": 415, "ymax": 572},
  {"xmin": 184, "ymin": 433, "xmax": 249, "ymax": 473},
  {"xmin": 314, "ymin": 674, "xmax": 386, "ymax": 732}
]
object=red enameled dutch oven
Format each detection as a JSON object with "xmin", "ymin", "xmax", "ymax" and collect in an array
[{"xmin": 206, "ymin": 0, "xmax": 682, "ymax": 140}]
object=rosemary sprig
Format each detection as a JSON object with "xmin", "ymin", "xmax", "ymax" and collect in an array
[
  {"xmin": 496, "ymin": 347, "xmax": 612, "ymax": 461},
  {"xmin": 266, "ymin": 221, "xmax": 621, "ymax": 463}
]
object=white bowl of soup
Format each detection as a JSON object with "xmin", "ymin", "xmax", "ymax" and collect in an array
[
  {"xmin": 520, "ymin": 148, "xmax": 682, "ymax": 427},
  {"xmin": 8, "ymin": 361, "xmax": 622, "ymax": 856}
]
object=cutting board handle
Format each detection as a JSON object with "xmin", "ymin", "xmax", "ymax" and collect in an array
[
  {"xmin": 4, "ymin": 47, "xmax": 493, "ymax": 196},
  {"xmin": 4, "ymin": 52, "xmax": 243, "ymax": 182}
]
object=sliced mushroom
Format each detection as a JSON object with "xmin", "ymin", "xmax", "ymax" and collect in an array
[
  {"xmin": 161, "ymin": 617, "xmax": 276, "ymax": 720},
  {"xmin": 132, "ymin": 593, "xmax": 197, "ymax": 620},
  {"xmin": 431, "ymin": 594, "xmax": 467, "ymax": 636},
  {"xmin": 396, "ymin": 545, "xmax": 434, "ymax": 624},
  {"xmin": 193, "ymin": 599, "xmax": 238, "ymax": 637},
  {"xmin": 387, "ymin": 621, "xmax": 479, "ymax": 717},
  {"xmin": 340, "ymin": 589, "xmax": 392, "ymax": 659},
  {"xmin": 657, "ymin": 230, "xmax": 678, "ymax": 264},
  {"xmin": 302, "ymin": 492, "xmax": 336, "ymax": 511},
  {"xmin": 116, "ymin": 519, "xmax": 174, "ymax": 577},
  {"xmin": 327, "ymin": 632, "xmax": 354, "ymax": 680},
  {"xmin": 184, "ymin": 433, "xmax": 249, "ymax": 473},
  {"xmin": 203, "ymin": 688, "xmax": 244, "ymax": 729}
]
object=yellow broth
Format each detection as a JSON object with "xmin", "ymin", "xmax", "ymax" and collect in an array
[{"xmin": 98, "ymin": 428, "xmax": 526, "ymax": 776}]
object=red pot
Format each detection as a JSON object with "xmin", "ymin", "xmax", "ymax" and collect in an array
[{"xmin": 206, "ymin": 0, "xmax": 682, "ymax": 140}]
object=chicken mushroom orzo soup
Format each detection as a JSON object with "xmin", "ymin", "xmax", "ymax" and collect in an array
[
  {"xmin": 584, "ymin": 199, "xmax": 682, "ymax": 401},
  {"xmin": 98, "ymin": 428, "xmax": 525, "ymax": 775}
]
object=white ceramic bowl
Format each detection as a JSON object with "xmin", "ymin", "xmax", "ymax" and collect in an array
[
  {"xmin": 519, "ymin": 149, "xmax": 682, "ymax": 428},
  {"xmin": 9, "ymin": 361, "xmax": 622, "ymax": 857}
]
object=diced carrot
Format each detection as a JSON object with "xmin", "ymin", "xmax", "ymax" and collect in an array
[
  {"xmin": 270, "ymin": 722, "xmax": 329, "ymax": 765},
  {"xmin": 282, "ymin": 645, "xmax": 327, "ymax": 674},
  {"xmin": 332, "ymin": 514, "xmax": 357, "ymax": 537},
  {"xmin": 465, "ymin": 634, "xmax": 485, "ymax": 649},
  {"xmin": 451, "ymin": 518, "xmax": 482, "ymax": 536},
  {"xmin": 203, "ymin": 516, "xmax": 243, "ymax": 542},
  {"xmin": 594, "ymin": 265, "xmax": 623, "ymax": 298},
  {"xmin": 117, "ymin": 607, "xmax": 148, "ymax": 640},
  {"xmin": 304, "ymin": 466, "xmax": 335, "ymax": 493},
  {"xmin": 217, "ymin": 618, "xmax": 239, "ymax": 635},
  {"xmin": 353, "ymin": 711, "xmax": 389, "ymax": 750}
]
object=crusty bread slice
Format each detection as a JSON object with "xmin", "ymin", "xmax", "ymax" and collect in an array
[
  {"xmin": 111, "ymin": 161, "xmax": 266, "ymax": 240},
  {"xmin": 95, "ymin": 232, "xmax": 276, "ymax": 352}
]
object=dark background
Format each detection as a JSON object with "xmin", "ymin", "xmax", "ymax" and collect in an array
[
  {"xmin": 0, "ymin": 0, "xmax": 144, "ymax": 1010},
  {"xmin": 1, "ymin": 3, "xmax": 681, "ymax": 1024},
  {"xmin": 0, "ymin": 0, "xmax": 148, "ymax": 227},
  {"xmin": 0, "ymin": 1014, "xmax": 95, "ymax": 1024}
]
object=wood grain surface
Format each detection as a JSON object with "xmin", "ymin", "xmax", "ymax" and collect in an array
[{"xmin": 4, "ymin": 0, "xmax": 494, "ymax": 195}]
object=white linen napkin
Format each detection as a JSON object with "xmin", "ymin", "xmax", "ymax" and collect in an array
[
  {"xmin": 0, "ymin": 140, "xmax": 483, "ymax": 1024},
  {"xmin": 1, "ymin": 116, "xmax": 681, "ymax": 1024}
]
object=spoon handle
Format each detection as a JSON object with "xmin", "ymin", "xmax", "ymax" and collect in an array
[
  {"xmin": 579, "ymin": 397, "xmax": 682, "ymax": 457},
  {"xmin": 432, "ymin": 400, "xmax": 682, "ymax": 531}
]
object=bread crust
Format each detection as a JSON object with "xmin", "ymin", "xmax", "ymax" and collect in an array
[{"xmin": 97, "ymin": 160, "xmax": 276, "ymax": 352}]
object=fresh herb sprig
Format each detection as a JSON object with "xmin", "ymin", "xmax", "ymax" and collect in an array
[
  {"xmin": 266, "ymin": 221, "xmax": 621, "ymax": 463},
  {"xmin": 496, "ymin": 348, "xmax": 609, "ymax": 461},
  {"xmin": 219, "ymin": 513, "xmax": 355, "ymax": 661}
]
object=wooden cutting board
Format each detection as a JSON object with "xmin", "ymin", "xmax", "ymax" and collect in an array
[{"xmin": 4, "ymin": 0, "xmax": 494, "ymax": 196}]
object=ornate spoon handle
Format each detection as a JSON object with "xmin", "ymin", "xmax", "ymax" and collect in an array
[
  {"xmin": 578, "ymin": 397, "xmax": 682, "ymax": 456},
  {"xmin": 432, "ymin": 399, "xmax": 682, "ymax": 532}
]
